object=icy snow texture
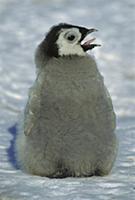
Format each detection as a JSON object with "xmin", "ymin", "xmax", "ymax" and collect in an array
[{"xmin": 0, "ymin": 0, "xmax": 135, "ymax": 199}]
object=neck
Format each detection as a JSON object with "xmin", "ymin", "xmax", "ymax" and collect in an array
[{"xmin": 38, "ymin": 55, "xmax": 100, "ymax": 80}]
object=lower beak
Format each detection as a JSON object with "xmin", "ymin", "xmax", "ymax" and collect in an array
[{"xmin": 81, "ymin": 28, "xmax": 101, "ymax": 51}]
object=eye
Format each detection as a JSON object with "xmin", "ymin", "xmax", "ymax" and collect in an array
[
  {"xmin": 64, "ymin": 31, "xmax": 78, "ymax": 43},
  {"xmin": 67, "ymin": 34, "xmax": 75, "ymax": 41}
]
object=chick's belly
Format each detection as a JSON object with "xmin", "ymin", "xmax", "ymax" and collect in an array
[
  {"xmin": 40, "ymin": 96, "xmax": 108, "ymax": 160},
  {"xmin": 43, "ymin": 117, "xmax": 101, "ymax": 165}
]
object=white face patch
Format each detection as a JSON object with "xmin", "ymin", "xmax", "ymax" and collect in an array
[{"xmin": 56, "ymin": 28, "xmax": 86, "ymax": 57}]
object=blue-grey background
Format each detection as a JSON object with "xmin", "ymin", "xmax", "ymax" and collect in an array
[{"xmin": 0, "ymin": 0, "xmax": 135, "ymax": 199}]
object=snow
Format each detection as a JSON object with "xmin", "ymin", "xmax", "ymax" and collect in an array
[{"xmin": 0, "ymin": 0, "xmax": 135, "ymax": 199}]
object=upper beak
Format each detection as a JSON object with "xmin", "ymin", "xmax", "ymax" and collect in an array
[
  {"xmin": 80, "ymin": 28, "xmax": 101, "ymax": 51},
  {"xmin": 87, "ymin": 28, "xmax": 98, "ymax": 34}
]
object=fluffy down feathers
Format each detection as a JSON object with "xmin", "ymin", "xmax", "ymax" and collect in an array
[{"xmin": 15, "ymin": 54, "xmax": 118, "ymax": 177}]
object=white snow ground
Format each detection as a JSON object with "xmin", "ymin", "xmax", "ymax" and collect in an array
[{"xmin": 0, "ymin": 0, "xmax": 135, "ymax": 199}]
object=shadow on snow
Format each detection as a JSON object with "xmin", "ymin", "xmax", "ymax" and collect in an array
[{"xmin": 7, "ymin": 124, "xmax": 19, "ymax": 169}]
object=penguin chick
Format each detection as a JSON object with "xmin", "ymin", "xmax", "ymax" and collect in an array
[{"xmin": 15, "ymin": 23, "xmax": 118, "ymax": 178}]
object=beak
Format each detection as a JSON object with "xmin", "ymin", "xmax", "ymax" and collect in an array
[
  {"xmin": 87, "ymin": 28, "xmax": 98, "ymax": 34},
  {"xmin": 79, "ymin": 28, "xmax": 101, "ymax": 51}
]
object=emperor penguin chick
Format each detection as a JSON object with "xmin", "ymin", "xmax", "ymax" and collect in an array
[{"xmin": 16, "ymin": 23, "xmax": 118, "ymax": 178}]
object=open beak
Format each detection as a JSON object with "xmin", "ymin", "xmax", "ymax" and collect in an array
[{"xmin": 80, "ymin": 28, "xmax": 101, "ymax": 51}]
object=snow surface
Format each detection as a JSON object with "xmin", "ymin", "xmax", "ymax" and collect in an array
[{"xmin": 0, "ymin": 0, "xmax": 135, "ymax": 199}]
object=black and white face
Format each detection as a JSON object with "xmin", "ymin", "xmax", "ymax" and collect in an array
[
  {"xmin": 44, "ymin": 23, "xmax": 100, "ymax": 58},
  {"xmin": 56, "ymin": 27, "xmax": 85, "ymax": 56}
]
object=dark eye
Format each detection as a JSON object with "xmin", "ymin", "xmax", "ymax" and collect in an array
[
  {"xmin": 64, "ymin": 31, "xmax": 78, "ymax": 43},
  {"xmin": 67, "ymin": 34, "xmax": 75, "ymax": 41}
]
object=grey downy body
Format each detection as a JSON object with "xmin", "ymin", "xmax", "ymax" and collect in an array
[{"xmin": 16, "ymin": 23, "xmax": 118, "ymax": 177}]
